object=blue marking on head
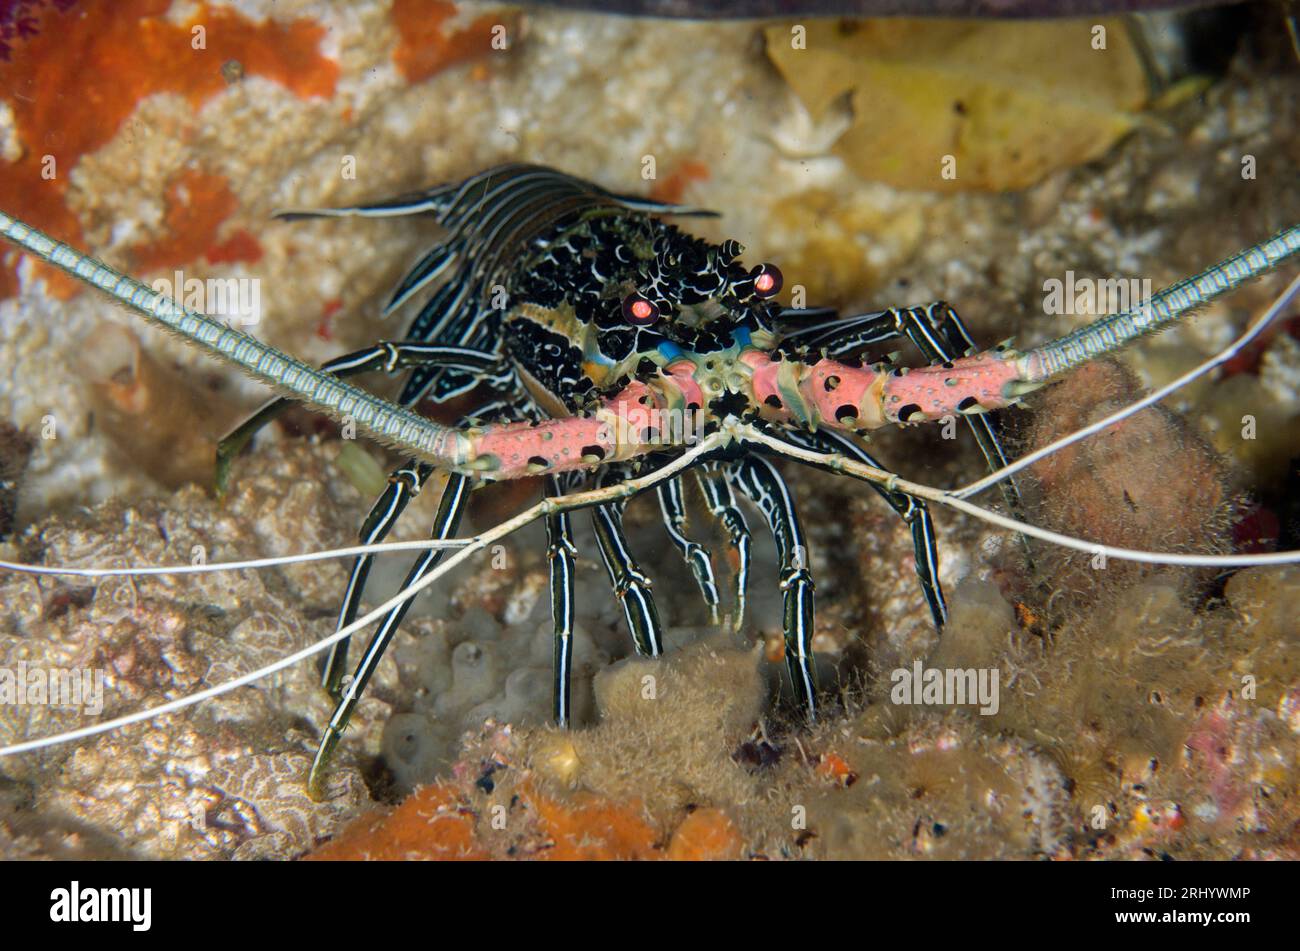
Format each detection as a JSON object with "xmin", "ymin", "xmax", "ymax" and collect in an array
[
  {"xmin": 657, "ymin": 341, "xmax": 685, "ymax": 361},
  {"xmin": 731, "ymin": 326, "xmax": 752, "ymax": 348}
]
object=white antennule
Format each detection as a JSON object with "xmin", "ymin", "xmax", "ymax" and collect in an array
[{"xmin": 0, "ymin": 538, "xmax": 467, "ymax": 579}]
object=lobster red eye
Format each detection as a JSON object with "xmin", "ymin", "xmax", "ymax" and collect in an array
[
  {"xmin": 752, "ymin": 263, "xmax": 783, "ymax": 299},
  {"xmin": 622, "ymin": 293, "xmax": 660, "ymax": 327}
]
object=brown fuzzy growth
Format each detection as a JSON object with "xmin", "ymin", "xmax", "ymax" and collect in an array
[{"xmin": 1015, "ymin": 358, "xmax": 1235, "ymax": 612}]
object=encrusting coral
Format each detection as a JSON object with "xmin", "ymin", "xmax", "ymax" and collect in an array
[{"xmin": 0, "ymin": 441, "xmax": 373, "ymax": 860}]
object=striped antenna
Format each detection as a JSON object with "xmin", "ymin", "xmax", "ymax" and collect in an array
[
  {"xmin": 1019, "ymin": 224, "xmax": 1300, "ymax": 383},
  {"xmin": 0, "ymin": 211, "xmax": 473, "ymax": 468}
]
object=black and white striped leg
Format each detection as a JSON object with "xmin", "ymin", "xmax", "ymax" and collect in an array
[
  {"xmin": 321, "ymin": 462, "xmax": 432, "ymax": 698},
  {"xmin": 775, "ymin": 308, "xmax": 898, "ymax": 360},
  {"xmin": 590, "ymin": 469, "xmax": 666, "ymax": 658},
  {"xmin": 317, "ymin": 398, "xmax": 515, "ymax": 699},
  {"xmin": 656, "ymin": 476, "xmax": 722, "ymax": 625},
  {"xmin": 309, "ymin": 472, "xmax": 473, "ymax": 797},
  {"xmin": 695, "ymin": 463, "xmax": 752, "ymax": 632},
  {"xmin": 774, "ymin": 428, "xmax": 947, "ymax": 629},
  {"xmin": 544, "ymin": 473, "xmax": 580, "ymax": 727},
  {"xmin": 727, "ymin": 455, "xmax": 818, "ymax": 720},
  {"xmin": 221, "ymin": 340, "xmax": 503, "ymax": 698}
]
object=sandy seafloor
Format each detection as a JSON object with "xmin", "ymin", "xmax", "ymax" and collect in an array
[{"xmin": 0, "ymin": 0, "xmax": 1298, "ymax": 859}]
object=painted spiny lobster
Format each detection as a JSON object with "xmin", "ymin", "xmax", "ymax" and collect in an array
[{"xmin": 1, "ymin": 164, "xmax": 1297, "ymax": 797}]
